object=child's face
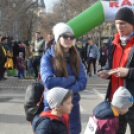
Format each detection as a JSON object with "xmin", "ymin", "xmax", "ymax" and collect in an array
[
  {"xmin": 20, "ymin": 55, "xmax": 23, "ymax": 58},
  {"xmin": 119, "ymin": 108, "xmax": 129, "ymax": 115},
  {"xmin": 58, "ymin": 96, "xmax": 73, "ymax": 115}
]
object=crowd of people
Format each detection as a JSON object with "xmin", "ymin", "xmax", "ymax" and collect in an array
[
  {"xmin": 1, "ymin": 7, "xmax": 134, "ymax": 134},
  {"xmin": 0, "ymin": 31, "xmax": 55, "ymax": 81},
  {"xmin": 0, "ymin": 30, "xmax": 108, "ymax": 81}
]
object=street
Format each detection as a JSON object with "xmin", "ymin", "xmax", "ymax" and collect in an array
[{"xmin": 0, "ymin": 75, "xmax": 130, "ymax": 134}]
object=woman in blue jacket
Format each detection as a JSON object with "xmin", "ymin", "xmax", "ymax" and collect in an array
[{"xmin": 40, "ymin": 23, "xmax": 87, "ymax": 134}]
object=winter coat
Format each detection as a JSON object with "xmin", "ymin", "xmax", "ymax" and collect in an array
[
  {"xmin": 13, "ymin": 43, "xmax": 19, "ymax": 67},
  {"xmin": 33, "ymin": 37, "xmax": 45, "ymax": 57},
  {"xmin": 1, "ymin": 43, "xmax": 9, "ymax": 52},
  {"xmin": 0, "ymin": 44, "xmax": 6, "ymax": 60},
  {"xmin": 7, "ymin": 40, "xmax": 13, "ymax": 51},
  {"xmin": 75, "ymin": 45, "xmax": 82, "ymax": 58},
  {"xmin": 16, "ymin": 57, "xmax": 25, "ymax": 70},
  {"xmin": 32, "ymin": 111, "xmax": 69, "ymax": 134},
  {"xmin": 93, "ymin": 101, "xmax": 119, "ymax": 134},
  {"xmin": 45, "ymin": 39, "xmax": 55, "ymax": 52},
  {"xmin": 82, "ymin": 46, "xmax": 87, "ymax": 61},
  {"xmin": 87, "ymin": 44, "xmax": 100, "ymax": 61},
  {"xmin": 5, "ymin": 51, "xmax": 13, "ymax": 70},
  {"xmin": 40, "ymin": 46, "xmax": 87, "ymax": 134},
  {"xmin": 105, "ymin": 32, "xmax": 134, "ymax": 107},
  {"xmin": 99, "ymin": 47, "xmax": 107, "ymax": 66},
  {"xmin": 25, "ymin": 45, "xmax": 33, "ymax": 61},
  {"xmin": 19, "ymin": 44, "xmax": 25, "ymax": 59}
]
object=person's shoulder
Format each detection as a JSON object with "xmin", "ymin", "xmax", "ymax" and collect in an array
[
  {"xmin": 41, "ymin": 47, "xmax": 54, "ymax": 61},
  {"xmin": 33, "ymin": 116, "xmax": 52, "ymax": 132},
  {"xmin": 93, "ymin": 101, "xmax": 115, "ymax": 119},
  {"xmin": 94, "ymin": 44, "xmax": 98, "ymax": 48}
]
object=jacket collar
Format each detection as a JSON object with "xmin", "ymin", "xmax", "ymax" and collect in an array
[
  {"xmin": 112, "ymin": 32, "xmax": 134, "ymax": 45},
  {"xmin": 40, "ymin": 110, "xmax": 69, "ymax": 134}
]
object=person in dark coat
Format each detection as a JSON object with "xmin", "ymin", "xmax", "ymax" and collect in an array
[
  {"xmin": 0, "ymin": 37, "xmax": 7, "ymax": 81},
  {"xmin": 98, "ymin": 7, "xmax": 134, "ymax": 134},
  {"xmin": 99, "ymin": 44, "xmax": 107, "ymax": 69},
  {"xmin": 18, "ymin": 41, "xmax": 25, "ymax": 59},
  {"xmin": 7, "ymin": 36, "xmax": 14, "ymax": 52},
  {"xmin": 13, "ymin": 41, "xmax": 19, "ymax": 68},
  {"xmin": 1, "ymin": 37, "xmax": 9, "ymax": 52},
  {"xmin": 32, "ymin": 87, "xmax": 73, "ymax": 134},
  {"xmin": 75, "ymin": 39, "xmax": 83, "ymax": 58},
  {"xmin": 82, "ymin": 43, "xmax": 87, "ymax": 69},
  {"xmin": 45, "ymin": 33, "xmax": 55, "ymax": 52},
  {"xmin": 40, "ymin": 23, "xmax": 87, "ymax": 134}
]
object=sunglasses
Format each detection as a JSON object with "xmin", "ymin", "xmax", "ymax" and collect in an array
[{"xmin": 60, "ymin": 34, "xmax": 75, "ymax": 40}]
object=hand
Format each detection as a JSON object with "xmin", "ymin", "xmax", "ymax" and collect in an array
[
  {"xmin": 97, "ymin": 70, "xmax": 110, "ymax": 79},
  {"xmin": 110, "ymin": 67, "xmax": 129, "ymax": 77},
  {"xmin": 53, "ymin": 74, "xmax": 56, "ymax": 77}
]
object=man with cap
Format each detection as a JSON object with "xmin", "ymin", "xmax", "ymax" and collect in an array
[{"xmin": 98, "ymin": 7, "xmax": 134, "ymax": 133}]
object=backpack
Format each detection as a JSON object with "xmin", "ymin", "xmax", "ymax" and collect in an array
[
  {"xmin": 24, "ymin": 56, "xmax": 54, "ymax": 123},
  {"xmin": 24, "ymin": 82, "xmax": 45, "ymax": 122}
]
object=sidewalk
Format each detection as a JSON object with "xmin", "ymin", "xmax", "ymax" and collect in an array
[
  {"xmin": 0, "ymin": 76, "xmax": 130, "ymax": 134},
  {"xmin": 0, "ymin": 76, "xmax": 35, "ymax": 90}
]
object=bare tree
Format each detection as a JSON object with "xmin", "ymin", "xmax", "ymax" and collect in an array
[{"xmin": 0, "ymin": 0, "xmax": 38, "ymax": 41}]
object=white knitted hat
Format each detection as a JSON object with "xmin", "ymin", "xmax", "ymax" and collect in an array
[
  {"xmin": 52, "ymin": 22, "xmax": 74, "ymax": 43},
  {"xmin": 111, "ymin": 86, "xmax": 133, "ymax": 109},
  {"xmin": 46, "ymin": 87, "xmax": 69, "ymax": 110}
]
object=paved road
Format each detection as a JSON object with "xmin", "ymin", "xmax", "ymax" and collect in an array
[{"xmin": 0, "ymin": 75, "xmax": 130, "ymax": 134}]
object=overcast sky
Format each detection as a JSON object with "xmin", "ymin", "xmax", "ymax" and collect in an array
[{"xmin": 44, "ymin": 0, "xmax": 59, "ymax": 12}]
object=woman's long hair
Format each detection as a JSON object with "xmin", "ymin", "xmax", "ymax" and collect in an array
[{"xmin": 55, "ymin": 40, "xmax": 80, "ymax": 78}]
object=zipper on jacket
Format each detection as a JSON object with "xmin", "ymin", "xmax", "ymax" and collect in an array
[{"xmin": 118, "ymin": 49, "xmax": 124, "ymax": 87}]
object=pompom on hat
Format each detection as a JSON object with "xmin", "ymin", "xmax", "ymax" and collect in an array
[{"xmin": 52, "ymin": 22, "xmax": 74, "ymax": 43}]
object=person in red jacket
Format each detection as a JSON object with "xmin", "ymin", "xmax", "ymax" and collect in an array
[{"xmin": 98, "ymin": 7, "xmax": 134, "ymax": 134}]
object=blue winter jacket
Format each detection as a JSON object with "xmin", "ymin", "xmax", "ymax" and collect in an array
[
  {"xmin": 87, "ymin": 44, "xmax": 100, "ymax": 60},
  {"xmin": 40, "ymin": 46, "xmax": 87, "ymax": 134}
]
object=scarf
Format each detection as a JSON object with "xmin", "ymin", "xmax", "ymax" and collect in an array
[
  {"xmin": 120, "ymin": 29, "xmax": 134, "ymax": 46},
  {"xmin": 64, "ymin": 51, "xmax": 70, "ymax": 58}
]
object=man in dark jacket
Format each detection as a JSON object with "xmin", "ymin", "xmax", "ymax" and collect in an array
[
  {"xmin": 1, "ymin": 37, "xmax": 9, "ymax": 52},
  {"xmin": 98, "ymin": 7, "xmax": 134, "ymax": 134},
  {"xmin": 7, "ymin": 36, "xmax": 14, "ymax": 52},
  {"xmin": 0, "ymin": 37, "xmax": 7, "ymax": 81}
]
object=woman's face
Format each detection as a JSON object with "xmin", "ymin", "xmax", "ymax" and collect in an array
[{"xmin": 59, "ymin": 32, "xmax": 75, "ymax": 51}]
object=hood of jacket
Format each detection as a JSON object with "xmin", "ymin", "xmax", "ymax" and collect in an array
[
  {"xmin": 93, "ymin": 101, "xmax": 119, "ymax": 119},
  {"xmin": 32, "ymin": 110, "xmax": 69, "ymax": 134}
]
